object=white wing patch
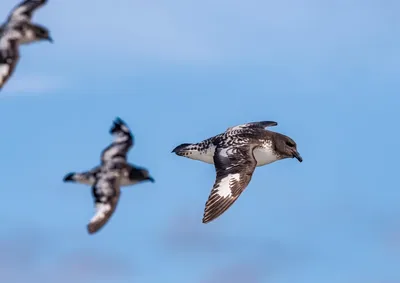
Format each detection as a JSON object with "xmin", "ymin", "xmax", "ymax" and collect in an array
[
  {"xmin": 10, "ymin": 6, "xmax": 30, "ymax": 22},
  {"xmin": 89, "ymin": 203, "xmax": 112, "ymax": 224},
  {"xmin": 219, "ymin": 147, "xmax": 235, "ymax": 158},
  {"xmin": 214, "ymin": 173, "xmax": 240, "ymax": 198},
  {"xmin": 0, "ymin": 64, "xmax": 10, "ymax": 85},
  {"xmin": 202, "ymin": 144, "xmax": 258, "ymax": 223}
]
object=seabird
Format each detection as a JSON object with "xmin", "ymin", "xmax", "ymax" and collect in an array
[
  {"xmin": 172, "ymin": 121, "xmax": 302, "ymax": 224},
  {"xmin": 0, "ymin": 0, "xmax": 53, "ymax": 90},
  {"xmin": 63, "ymin": 117, "xmax": 155, "ymax": 234}
]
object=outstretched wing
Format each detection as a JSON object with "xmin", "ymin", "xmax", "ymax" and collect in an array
[
  {"xmin": 101, "ymin": 117, "xmax": 134, "ymax": 165},
  {"xmin": 0, "ymin": 34, "xmax": 20, "ymax": 90},
  {"xmin": 87, "ymin": 171, "xmax": 121, "ymax": 234},
  {"xmin": 202, "ymin": 144, "xmax": 257, "ymax": 224},
  {"xmin": 226, "ymin": 121, "xmax": 278, "ymax": 132},
  {"xmin": 7, "ymin": 0, "xmax": 47, "ymax": 23},
  {"xmin": 63, "ymin": 166, "xmax": 101, "ymax": 186}
]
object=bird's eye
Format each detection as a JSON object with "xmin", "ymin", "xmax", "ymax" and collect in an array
[{"xmin": 286, "ymin": 141, "xmax": 294, "ymax": 147}]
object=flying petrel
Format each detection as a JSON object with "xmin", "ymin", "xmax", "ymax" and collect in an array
[
  {"xmin": 63, "ymin": 118, "xmax": 155, "ymax": 234},
  {"xmin": 0, "ymin": 0, "xmax": 52, "ymax": 90},
  {"xmin": 172, "ymin": 121, "xmax": 302, "ymax": 224}
]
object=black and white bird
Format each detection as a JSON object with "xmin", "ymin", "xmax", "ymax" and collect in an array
[
  {"xmin": 172, "ymin": 121, "xmax": 302, "ymax": 224},
  {"xmin": 63, "ymin": 118, "xmax": 155, "ymax": 234},
  {"xmin": 0, "ymin": 0, "xmax": 52, "ymax": 90}
]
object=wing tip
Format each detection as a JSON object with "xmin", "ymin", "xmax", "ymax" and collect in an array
[
  {"xmin": 113, "ymin": 117, "xmax": 125, "ymax": 127},
  {"xmin": 110, "ymin": 117, "xmax": 128, "ymax": 134},
  {"xmin": 87, "ymin": 219, "xmax": 107, "ymax": 235},
  {"xmin": 114, "ymin": 116, "xmax": 124, "ymax": 124},
  {"xmin": 202, "ymin": 212, "xmax": 222, "ymax": 224},
  {"xmin": 63, "ymin": 172, "xmax": 75, "ymax": 182},
  {"xmin": 260, "ymin": 121, "xmax": 278, "ymax": 128},
  {"xmin": 87, "ymin": 223, "xmax": 98, "ymax": 235},
  {"xmin": 202, "ymin": 208, "xmax": 222, "ymax": 224},
  {"xmin": 202, "ymin": 216, "xmax": 212, "ymax": 224}
]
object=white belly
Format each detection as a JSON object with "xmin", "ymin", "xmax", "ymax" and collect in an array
[{"xmin": 253, "ymin": 146, "xmax": 278, "ymax": 166}]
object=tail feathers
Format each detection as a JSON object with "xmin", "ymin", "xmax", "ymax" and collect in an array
[
  {"xmin": 172, "ymin": 143, "xmax": 191, "ymax": 153},
  {"xmin": 172, "ymin": 142, "xmax": 215, "ymax": 164},
  {"xmin": 172, "ymin": 143, "xmax": 206, "ymax": 158},
  {"xmin": 63, "ymin": 172, "xmax": 97, "ymax": 185},
  {"xmin": 171, "ymin": 143, "xmax": 192, "ymax": 155}
]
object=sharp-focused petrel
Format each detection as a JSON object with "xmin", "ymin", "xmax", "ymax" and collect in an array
[
  {"xmin": 172, "ymin": 121, "xmax": 302, "ymax": 224},
  {"xmin": 63, "ymin": 118, "xmax": 155, "ymax": 234},
  {"xmin": 0, "ymin": 0, "xmax": 53, "ymax": 90}
]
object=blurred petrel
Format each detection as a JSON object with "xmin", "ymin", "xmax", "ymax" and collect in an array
[
  {"xmin": 63, "ymin": 118, "xmax": 155, "ymax": 234},
  {"xmin": 0, "ymin": 0, "xmax": 53, "ymax": 90}
]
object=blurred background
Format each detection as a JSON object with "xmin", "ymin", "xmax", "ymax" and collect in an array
[{"xmin": 0, "ymin": 0, "xmax": 399, "ymax": 282}]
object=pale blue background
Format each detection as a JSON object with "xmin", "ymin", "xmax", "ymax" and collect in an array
[{"xmin": 0, "ymin": 0, "xmax": 399, "ymax": 282}]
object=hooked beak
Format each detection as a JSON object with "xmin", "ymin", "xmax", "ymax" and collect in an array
[
  {"xmin": 147, "ymin": 176, "xmax": 155, "ymax": 183},
  {"xmin": 292, "ymin": 151, "xmax": 303, "ymax": 162}
]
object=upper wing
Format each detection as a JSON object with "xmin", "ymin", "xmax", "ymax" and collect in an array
[
  {"xmin": 7, "ymin": 0, "xmax": 47, "ymax": 23},
  {"xmin": 63, "ymin": 166, "xmax": 101, "ymax": 186},
  {"xmin": 87, "ymin": 171, "xmax": 121, "ymax": 234},
  {"xmin": 202, "ymin": 144, "xmax": 257, "ymax": 224},
  {"xmin": 101, "ymin": 117, "xmax": 134, "ymax": 165},
  {"xmin": 0, "ymin": 33, "xmax": 20, "ymax": 90},
  {"xmin": 226, "ymin": 121, "xmax": 278, "ymax": 132}
]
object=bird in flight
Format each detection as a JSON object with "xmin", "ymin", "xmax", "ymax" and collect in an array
[
  {"xmin": 0, "ymin": 0, "xmax": 53, "ymax": 91},
  {"xmin": 64, "ymin": 118, "xmax": 155, "ymax": 234},
  {"xmin": 172, "ymin": 121, "xmax": 302, "ymax": 224}
]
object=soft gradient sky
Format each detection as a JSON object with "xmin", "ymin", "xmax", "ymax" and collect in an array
[{"xmin": 0, "ymin": 0, "xmax": 399, "ymax": 282}]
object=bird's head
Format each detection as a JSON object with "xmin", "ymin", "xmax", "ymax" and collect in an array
[
  {"xmin": 274, "ymin": 134, "xmax": 302, "ymax": 162},
  {"xmin": 33, "ymin": 25, "xmax": 53, "ymax": 43},
  {"xmin": 130, "ymin": 168, "xmax": 155, "ymax": 183}
]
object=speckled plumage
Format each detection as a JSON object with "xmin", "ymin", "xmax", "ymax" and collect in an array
[
  {"xmin": 63, "ymin": 118, "xmax": 154, "ymax": 235},
  {"xmin": 172, "ymin": 120, "xmax": 302, "ymax": 224},
  {"xmin": 0, "ymin": 0, "xmax": 52, "ymax": 90}
]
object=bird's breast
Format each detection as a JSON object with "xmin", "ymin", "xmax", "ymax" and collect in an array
[
  {"xmin": 120, "ymin": 177, "xmax": 138, "ymax": 186},
  {"xmin": 18, "ymin": 29, "xmax": 36, "ymax": 44},
  {"xmin": 253, "ymin": 144, "xmax": 278, "ymax": 166}
]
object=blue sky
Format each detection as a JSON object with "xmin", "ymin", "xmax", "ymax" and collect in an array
[{"xmin": 0, "ymin": 0, "xmax": 399, "ymax": 282}]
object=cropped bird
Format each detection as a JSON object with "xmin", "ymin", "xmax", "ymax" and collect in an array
[
  {"xmin": 0, "ymin": 0, "xmax": 53, "ymax": 90},
  {"xmin": 63, "ymin": 118, "xmax": 155, "ymax": 234},
  {"xmin": 172, "ymin": 121, "xmax": 302, "ymax": 224}
]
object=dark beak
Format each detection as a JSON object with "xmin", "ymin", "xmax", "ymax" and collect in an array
[
  {"xmin": 47, "ymin": 36, "xmax": 53, "ymax": 43},
  {"xmin": 293, "ymin": 151, "xmax": 303, "ymax": 162},
  {"xmin": 147, "ymin": 176, "xmax": 155, "ymax": 183}
]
